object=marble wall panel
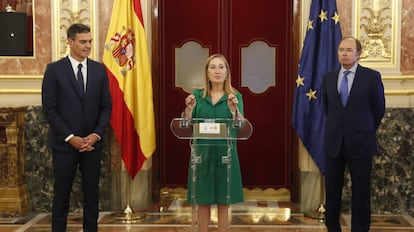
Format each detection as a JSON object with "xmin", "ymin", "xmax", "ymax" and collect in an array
[
  {"xmin": 0, "ymin": 0, "xmax": 51, "ymax": 76},
  {"xmin": 336, "ymin": 0, "xmax": 352, "ymax": 37},
  {"xmin": 342, "ymin": 108, "xmax": 414, "ymax": 214},
  {"xmin": 97, "ymin": 0, "xmax": 113, "ymax": 61},
  {"xmin": 401, "ymin": 0, "xmax": 414, "ymax": 74}
]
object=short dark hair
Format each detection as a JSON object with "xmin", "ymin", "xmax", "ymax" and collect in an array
[
  {"xmin": 340, "ymin": 36, "xmax": 362, "ymax": 53},
  {"xmin": 67, "ymin": 23, "xmax": 90, "ymax": 40}
]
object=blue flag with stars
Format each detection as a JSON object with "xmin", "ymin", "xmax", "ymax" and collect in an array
[{"xmin": 292, "ymin": 0, "xmax": 342, "ymax": 174}]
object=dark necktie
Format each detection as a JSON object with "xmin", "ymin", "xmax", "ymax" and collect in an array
[
  {"xmin": 340, "ymin": 70, "xmax": 351, "ymax": 106},
  {"xmin": 77, "ymin": 63, "xmax": 85, "ymax": 94}
]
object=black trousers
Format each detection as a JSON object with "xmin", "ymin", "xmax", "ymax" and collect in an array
[
  {"xmin": 325, "ymin": 150, "xmax": 372, "ymax": 232},
  {"xmin": 51, "ymin": 149, "xmax": 101, "ymax": 232}
]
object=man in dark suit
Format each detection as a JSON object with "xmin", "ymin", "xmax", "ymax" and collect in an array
[
  {"xmin": 322, "ymin": 36, "xmax": 385, "ymax": 232},
  {"xmin": 42, "ymin": 23, "xmax": 112, "ymax": 232}
]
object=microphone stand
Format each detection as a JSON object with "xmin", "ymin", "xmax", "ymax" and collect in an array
[
  {"xmin": 231, "ymin": 101, "xmax": 242, "ymax": 128},
  {"xmin": 181, "ymin": 99, "xmax": 194, "ymax": 128},
  {"xmin": 181, "ymin": 111, "xmax": 189, "ymax": 128}
]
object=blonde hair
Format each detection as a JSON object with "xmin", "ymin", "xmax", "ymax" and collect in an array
[{"xmin": 201, "ymin": 53, "xmax": 237, "ymax": 98}]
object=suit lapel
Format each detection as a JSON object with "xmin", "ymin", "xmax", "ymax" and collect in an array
[
  {"xmin": 84, "ymin": 59, "xmax": 93, "ymax": 100},
  {"xmin": 346, "ymin": 65, "xmax": 361, "ymax": 105},
  {"xmin": 65, "ymin": 57, "xmax": 85, "ymax": 100},
  {"xmin": 332, "ymin": 70, "xmax": 344, "ymax": 107}
]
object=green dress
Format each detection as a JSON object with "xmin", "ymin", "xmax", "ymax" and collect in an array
[{"xmin": 186, "ymin": 89, "xmax": 244, "ymax": 205}]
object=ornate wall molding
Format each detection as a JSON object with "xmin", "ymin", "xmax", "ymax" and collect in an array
[
  {"xmin": 0, "ymin": 76, "xmax": 42, "ymax": 95},
  {"xmin": 354, "ymin": 0, "xmax": 402, "ymax": 74},
  {"xmin": 51, "ymin": 0, "xmax": 98, "ymax": 60}
]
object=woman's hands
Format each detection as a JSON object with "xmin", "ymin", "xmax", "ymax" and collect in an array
[
  {"xmin": 228, "ymin": 93, "xmax": 244, "ymax": 120},
  {"xmin": 227, "ymin": 93, "xmax": 239, "ymax": 115},
  {"xmin": 183, "ymin": 94, "xmax": 196, "ymax": 118},
  {"xmin": 185, "ymin": 94, "xmax": 196, "ymax": 110}
]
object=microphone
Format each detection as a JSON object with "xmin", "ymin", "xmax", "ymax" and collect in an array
[
  {"xmin": 230, "ymin": 99, "xmax": 242, "ymax": 128},
  {"xmin": 180, "ymin": 112, "xmax": 189, "ymax": 128}
]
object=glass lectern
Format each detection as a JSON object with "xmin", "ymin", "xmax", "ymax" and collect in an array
[{"xmin": 170, "ymin": 118, "xmax": 253, "ymax": 231}]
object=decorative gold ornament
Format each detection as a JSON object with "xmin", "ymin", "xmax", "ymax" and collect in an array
[{"xmin": 359, "ymin": 0, "xmax": 392, "ymax": 60}]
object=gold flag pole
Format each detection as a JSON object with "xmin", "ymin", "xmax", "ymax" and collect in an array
[
  {"xmin": 305, "ymin": 173, "xmax": 325, "ymax": 222},
  {"xmin": 112, "ymin": 165, "xmax": 146, "ymax": 222}
]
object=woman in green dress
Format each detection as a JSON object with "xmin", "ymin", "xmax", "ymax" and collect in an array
[{"xmin": 182, "ymin": 53, "xmax": 244, "ymax": 232}]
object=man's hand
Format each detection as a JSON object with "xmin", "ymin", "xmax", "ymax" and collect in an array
[{"xmin": 68, "ymin": 135, "xmax": 96, "ymax": 152}]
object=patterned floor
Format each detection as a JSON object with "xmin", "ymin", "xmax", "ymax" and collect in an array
[{"xmin": 1, "ymin": 201, "xmax": 414, "ymax": 231}]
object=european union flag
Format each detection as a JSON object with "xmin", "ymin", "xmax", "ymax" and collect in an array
[{"xmin": 292, "ymin": 0, "xmax": 342, "ymax": 174}]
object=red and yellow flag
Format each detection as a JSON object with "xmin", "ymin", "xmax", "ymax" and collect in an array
[{"xmin": 103, "ymin": 0, "xmax": 155, "ymax": 179}]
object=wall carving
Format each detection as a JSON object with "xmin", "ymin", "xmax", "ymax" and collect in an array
[
  {"xmin": 52, "ymin": 0, "xmax": 97, "ymax": 60},
  {"xmin": 355, "ymin": 0, "xmax": 401, "ymax": 73},
  {"xmin": 360, "ymin": 1, "xmax": 392, "ymax": 59}
]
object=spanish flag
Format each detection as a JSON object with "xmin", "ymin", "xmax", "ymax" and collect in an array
[{"xmin": 103, "ymin": 0, "xmax": 155, "ymax": 179}]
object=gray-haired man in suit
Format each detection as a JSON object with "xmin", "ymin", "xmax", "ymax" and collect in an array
[{"xmin": 322, "ymin": 36, "xmax": 385, "ymax": 232}]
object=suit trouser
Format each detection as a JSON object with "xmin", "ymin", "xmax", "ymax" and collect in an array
[
  {"xmin": 325, "ymin": 151, "xmax": 372, "ymax": 232},
  {"xmin": 51, "ymin": 149, "xmax": 101, "ymax": 232}
]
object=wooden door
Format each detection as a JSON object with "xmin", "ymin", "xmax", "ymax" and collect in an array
[{"xmin": 157, "ymin": 0, "xmax": 294, "ymax": 193}]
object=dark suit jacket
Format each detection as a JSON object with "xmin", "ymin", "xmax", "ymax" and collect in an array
[
  {"xmin": 322, "ymin": 64, "xmax": 385, "ymax": 159},
  {"xmin": 42, "ymin": 57, "xmax": 112, "ymax": 152}
]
